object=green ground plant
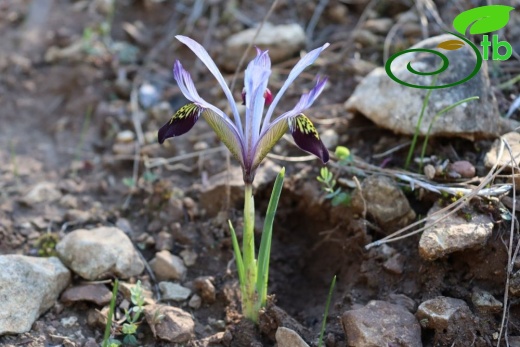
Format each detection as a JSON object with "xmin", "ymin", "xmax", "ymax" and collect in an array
[
  {"xmin": 102, "ymin": 280, "xmax": 147, "ymax": 347},
  {"xmin": 318, "ymin": 275, "xmax": 337, "ymax": 347},
  {"xmin": 317, "ymin": 146, "xmax": 352, "ymax": 206}
]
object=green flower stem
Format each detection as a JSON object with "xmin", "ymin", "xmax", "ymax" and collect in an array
[
  {"xmin": 405, "ymin": 74, "xmax": 438, "ymax": 170},
  {"xmin": 242, "ymin": 184, "xmax": 258, "ymax": 321},
  {"xmin": 419, "ymin": 96, "xmax": 479, "ymax": 171}
]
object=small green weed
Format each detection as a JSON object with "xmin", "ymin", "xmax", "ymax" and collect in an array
[
  {"xmin": 102, "ymin": 280, "xmax": 147, "ymax": 346},
  {"xmin": 317, "ymin": 147, "xmax": 352, "ymax": 206},
  {"xmin": 318, "ymin": 275, "xmax": 337, "ymax": 347},
  {"xmin": 35, "ymin": 233, "xmax": 59, "ymax": 257}
]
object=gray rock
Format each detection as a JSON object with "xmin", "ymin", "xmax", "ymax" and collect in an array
[
  {"xmin": 345, "ymin": 34, "xmax": 514, "ymax": 140},
  {"xmin": 320, "ymin": 129, "xmax": 339, "ymax": 150},
  {"xmin": 179, "ymin": 249, "xmax": 197, "ymax": 267},
  {"xmin": 471, "ymin": 289, "xmax": 502, "ymax": 314},
  {"xmin": 363, "ymin": 18, "xmax": 394, "ymax": 34},
  {"xmin": 484, "ymin": 131, "xmax": 520, "ymax": 169},
  {"xmin": 352, "ymin": 29, "xmax": 380, "ymax": 47},
  {"xmin": 0, "ymin": 255, "xmax": 71, "ymax": 334},
  {"xmin": 342, "ymin": 300, "xmax": 422, "ymax": 347},
  {"xmin": 387, "ymin": 293, "xmax": 416, "ymax": 312},
  {"xmin": 60, "ymin": 283, "xmax": 112, "ymax": 306},
  {"xmin": 56, "ymin": 227, "xmax": 144, "ymax": 280},
  {"xmin": 150, "ymin": 250, "xmax": 187, "ymax": 281},
  {"xmin": 159, "ymin": 282, "xmax": 191, "ymax": 301},
  {"xmin": 139, "ymin": 82, "xmax": 160, "ymax": 109},
  {"xmin": 419, "ymin": 203, "xmax": 493, "ymax": 261},
  {"xmin": 193, "ymin": 276, "xmax": 216, "ymax": 303},
  {"xmin": 416, "ymin": 296, "xmax": 468, "ymax": 329},
  {"xmin": 21, "ymin": 182, "xmax": 62, "ymax": 205},
  {"xmin": 188, "ymin": 294, "xmax": 202, "ymax": 309},
  {"xmin": 351, "ymin": 175, "xmax": 416, "ymax": 232},
  {"xmin": 144, "ymin": 304, "xmax": 194, "ymax": 343},
  {"xmin": 275, "ymin": 327, "xmax": 310, "ymax": 347},
  {"xmin": 221, "ymin": 23, "xmax": 305, "ymax": 71}
]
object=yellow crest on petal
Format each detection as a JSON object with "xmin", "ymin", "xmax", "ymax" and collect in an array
[
  {"xmin": 170, "ymin": 103, "xmax": 199, "ymax": 123},
  {"xmin": 289, "ymin": 114, "xmax": 320, "ymax": 139}
]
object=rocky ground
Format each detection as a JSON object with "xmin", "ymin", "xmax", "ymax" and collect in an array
[{"xmin": 2, "ymin": 0, "xmax": 520, "ymax": 346}]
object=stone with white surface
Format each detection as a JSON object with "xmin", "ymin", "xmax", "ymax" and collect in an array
[
  {"xmin": 56, "ymin": 226, "xmax": 144, "ymax": 280},
  {"xmin": 0, "ymin": 255, "xmax": 71, "ymax": 335}
]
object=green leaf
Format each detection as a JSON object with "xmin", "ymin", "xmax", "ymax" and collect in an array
[
  {"xmin": 453, "ymin": 5, "xmax": 514, "ymax": 35},
  {"xmin": 123, "ymin": 334, "xmax": 138, "ymax": 346},
  {"xmin": 102, "ymin": 279, "xmax": 119, "ymax": 347},
  {"xmin": 228, "ymin": 220, "xmax": 245, "ymax": 288},
  {"xmin": 256, "ymin": 167, "xmax": 285, "ymax": 308},
  {"xmin": 334, "ymin": 146, "xmax": 350, "ymax": 160},
  {"xmin": 318, "ymin": 275, "xmax": 337, "ymax": 347},
  {"xmin": 332, "ymin": 192, "xmax": 351, "ymax": 206},
  {"xmin": 108, "ymin": 340, "xmax": 122, "ymax": 347},
  {"xmin": 122, "ymin": 323, "xmax": 137, "ymax": 335}
]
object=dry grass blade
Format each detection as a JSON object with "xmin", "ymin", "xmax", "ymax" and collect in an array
[
  {"xmin": 146, "ymin": 147, "xmax": 226, "ymax": 169},
  {"xmin": 497, "ymin": 137, "xmax": 519, "ymax": 346},
  {"xmin": 358, "ymin": 137, "xmax": 512, "ymax": 249}
]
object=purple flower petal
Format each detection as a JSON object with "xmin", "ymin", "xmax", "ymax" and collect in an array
[
  {"xmin": 244, "ymin": 49, "xmax": 271, "ymax": 152},
  {"xmin": 202, "ymin": 109, "xmax": 245, "ymax": 167},
  {"xmin": 289, "ymin": 113, "xmax": 329, "ymax": 163},
  {"xmin": 176, "ymin": 35, "xmax": 244, "ymax": 137},
  {"xmin": 261, "ymin": 76, "xmax": 328, "ymax": 133},
  {"xmin": 158, "ymin": 103, "xmax": 202, "ymax": 144},
  {"xmin": 261, "ymin": 43, "xmax": 329, "ymax": 132}
]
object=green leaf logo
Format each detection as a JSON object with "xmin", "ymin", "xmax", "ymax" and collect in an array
[
  {"xmin": 453, "ymin": 5, "xmax": 514, "ymax": 35},
  {"xmin": 436, "ymin": 39, "xmax": 465, "ymax": 50}
]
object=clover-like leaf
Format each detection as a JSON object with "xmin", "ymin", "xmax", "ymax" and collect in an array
[
  {"xmin": 436, "ymin": 39, "xmax": 465, "ymax": 50},
  {"xmin": 453, "ymin": 5, "xmax": 514, "ymax": 35}
]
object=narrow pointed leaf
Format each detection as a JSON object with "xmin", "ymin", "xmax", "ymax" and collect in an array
[
  {"xmin": 158, "ymin": 103, "xmax": 201, "ymax": 144},
  {"xmin": 251, "ymin": 118, "xmax": 289, "ymax": 171},
  {"xmin": 256, "ymin": 167, "xmax": 285, "ymax": 308},
  {"xmin": 436, "ymin": 40, "xmax": 465, "ymax": 50},
  {"xmin": 201, "ymin": 109, "xmax": 245, "ymax": 167},
  {"xmin": 289, "ymin": 113, "xmax": 329, "ymax": 163},
  {"xmin": 453, "ymin": 5, "xmax": 514, "ymax": 35},
  {"xmin": 228, "ymin": 220, "xmax": 245, "ymax": 288}
]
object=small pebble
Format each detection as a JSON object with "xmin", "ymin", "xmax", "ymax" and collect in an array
[
  {"xmin": 60, "ymin": 316, "xmax": 78, "ymax": 328},
  {"xmin": 116, "ymin": 130, "xmax": 135, "ymax": 143},
  {"xmin": 180, "ymin": 249, "xmax": 198, "ymax": 267},
  {"xmin": 159, "ymin": 281, "xmax": 192, "ymax": 301},
  {"xmin": 189, "ymin": 294, "xmax": 202, "ymax": 309}
]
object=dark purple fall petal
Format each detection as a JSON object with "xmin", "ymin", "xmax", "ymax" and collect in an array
[
  {"xmin": 289, "ymin": 113, "xmax": 329, "ymax": 163},
  {"xmin": 158, "ymin": 103, "xmax": 201, "ymax": 144}
]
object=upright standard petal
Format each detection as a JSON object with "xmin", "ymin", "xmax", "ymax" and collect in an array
[
  {"xmin": 289, "ymin": 113, "xmax": 329, "ymax": 163},
  {"xmin": 243, "ymin": 49, "xmax": 271, "ymax": 153},
  {"xmin": 176, "ymin": 35, "xmax": 244, "ymax": 137},
  {"xmin": 158, "ymin": 103, "xmax": 202, "ymax": 144},
  {"xmin": 251, "ymin": 77, "xmax": 329, "ymax": 168},
  {"xmin": 261, "ymin": 43, "xmax": 330, "ymax": 132},
  {"xmin": 260, "ymin": 76, "xmax": 328, "ymax": 133}
]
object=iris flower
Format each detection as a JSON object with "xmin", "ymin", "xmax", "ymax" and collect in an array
[{"xmin": 158, "ymin": 35, "xmax": 330, "ymax": 183}]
